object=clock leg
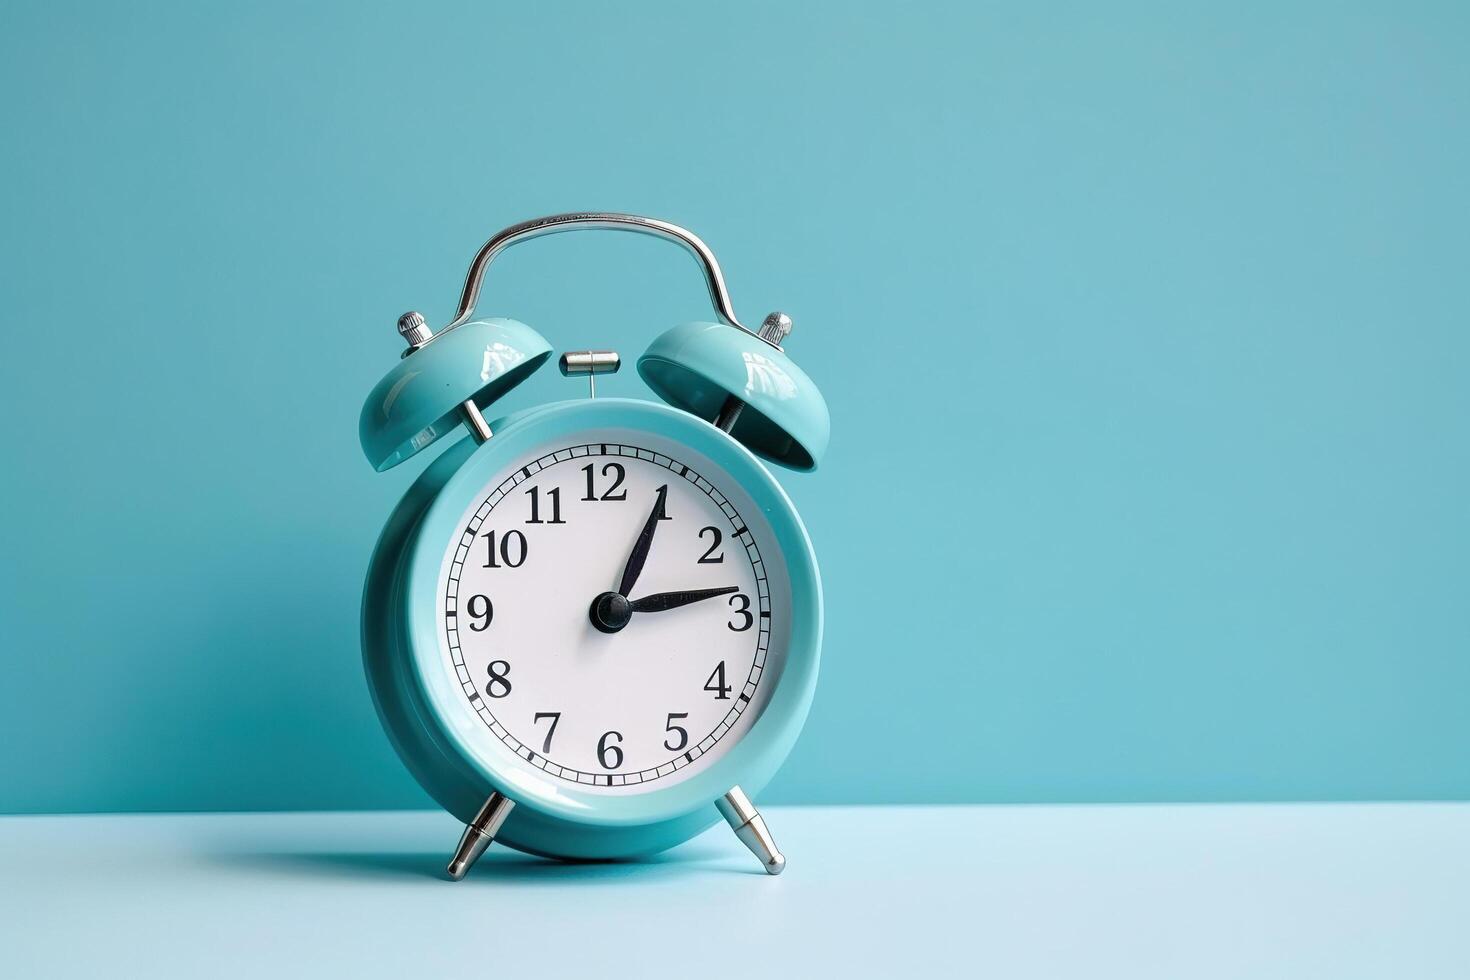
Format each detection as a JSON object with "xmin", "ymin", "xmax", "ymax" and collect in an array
[
  {"xmin": 446, "ymin": 792, "xmax": 515, "ymax": 880},
  {"xmin": 717, "ymin": 786, "xmax": 786, "ymax": 875}
]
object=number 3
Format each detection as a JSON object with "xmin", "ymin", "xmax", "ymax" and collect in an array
[{"xmin": 727, "ymin": 593, "xmax": 753, "ymax": 631}]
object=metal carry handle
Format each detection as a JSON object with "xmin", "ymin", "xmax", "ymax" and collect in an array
[{"xmin": 439, "ymin": 212, "xmax": 752, "ymax": 334}]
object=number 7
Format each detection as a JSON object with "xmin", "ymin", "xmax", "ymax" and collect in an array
[{"xmin": 533, "ymin": 712, "xmax": 561, "ymax": 753}]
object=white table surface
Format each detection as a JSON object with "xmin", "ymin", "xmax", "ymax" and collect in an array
[{"xmin": 2, "ymin": 803, "xmax": 1467, "ymax": 978}]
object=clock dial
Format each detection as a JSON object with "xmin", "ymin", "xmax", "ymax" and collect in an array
[{"xmin": 437, "ymin": 433, "xmax": 790, "ymax": 792}]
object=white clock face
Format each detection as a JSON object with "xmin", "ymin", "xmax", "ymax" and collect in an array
[{"xmin": 437, "ymin": 429, "xmax": 790, "ymax": 792}]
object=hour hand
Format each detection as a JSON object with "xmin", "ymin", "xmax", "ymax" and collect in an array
[{"xmin": 629, "ymin": 586, "xmax": 739, "ymax": 613}]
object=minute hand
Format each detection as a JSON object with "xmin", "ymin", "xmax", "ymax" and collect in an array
[{"xmin": 630, "ymin": 586, "xmax": 739, "ymax": 613}]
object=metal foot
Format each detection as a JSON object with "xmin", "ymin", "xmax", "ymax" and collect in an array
[
  {"xmin": 717, "ymin": 786, "xmax": 785, "ymax": 875},
  {"xmin": 446, "ymin": 792, "xmax": 515, "ymax": 880}
]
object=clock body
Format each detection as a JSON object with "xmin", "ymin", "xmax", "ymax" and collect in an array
[{"xmin": 362, "ymin": 397, "xmax": 823, "ymax": 860}]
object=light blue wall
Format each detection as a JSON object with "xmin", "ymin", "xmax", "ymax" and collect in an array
[{"xmin": 2, "ymin": 2, "xmax": 1466, "ymax": 813}]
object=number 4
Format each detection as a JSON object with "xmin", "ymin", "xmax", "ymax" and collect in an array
[{"xmin": 704, "ymin": 662, "xmax": 731, "ymax": 700}]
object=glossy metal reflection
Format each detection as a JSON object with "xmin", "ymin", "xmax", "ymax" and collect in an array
[
  {"xmin": 717, "ymin": 785, "xmax": 786, "ymax": 875},
  {"xmin": 446, "ymin": 792, "xmax": 516, "ymax": 880},
  {"xmin": 445, "ymin": 213, "xmax": 757, "ymax": 334}
]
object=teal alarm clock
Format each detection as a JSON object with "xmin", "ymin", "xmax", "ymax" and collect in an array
[{"xmin": 358, "ymin": 213, "xmax": 829, "ymax": 878}]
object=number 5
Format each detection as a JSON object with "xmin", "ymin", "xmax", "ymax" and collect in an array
[{"xmin": 664, "ymin": 712, "xmax": 689, "ymax": 751}]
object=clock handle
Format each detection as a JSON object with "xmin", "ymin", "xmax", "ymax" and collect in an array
[
  {"xmin": 378, "ymin": 211, "xmax": 828, "ymax": 471},
  {"xmin": 437, "ymin": 212, "xmax": 771, "ymax": 341}
]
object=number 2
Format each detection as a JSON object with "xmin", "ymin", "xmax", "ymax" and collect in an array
[{"xmin": 698, "ymin": 526, "xmax": 723, "ymax": 563}]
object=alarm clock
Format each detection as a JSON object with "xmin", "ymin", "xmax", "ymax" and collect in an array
[{"xmin": 358, "ymin": 213, "xmax": 829, "ymax": 878}]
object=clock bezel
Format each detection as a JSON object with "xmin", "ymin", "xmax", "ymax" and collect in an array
[{"xmin": 391, "ymin": 398, "xmax": 822, "ymax": 838}]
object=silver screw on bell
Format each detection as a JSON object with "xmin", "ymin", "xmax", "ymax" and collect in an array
[
  {"xmin": 397, "ymin": 311, "xmax": 434, "ymax": 354},
  {"xmin": 757, "ymin": 311, "xmax": 793, "ymax": 348}
]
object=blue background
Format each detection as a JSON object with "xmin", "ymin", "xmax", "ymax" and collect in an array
[{"xmin": 2, "ymin": 2, "xmax": 1466, "ymax": 814}]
